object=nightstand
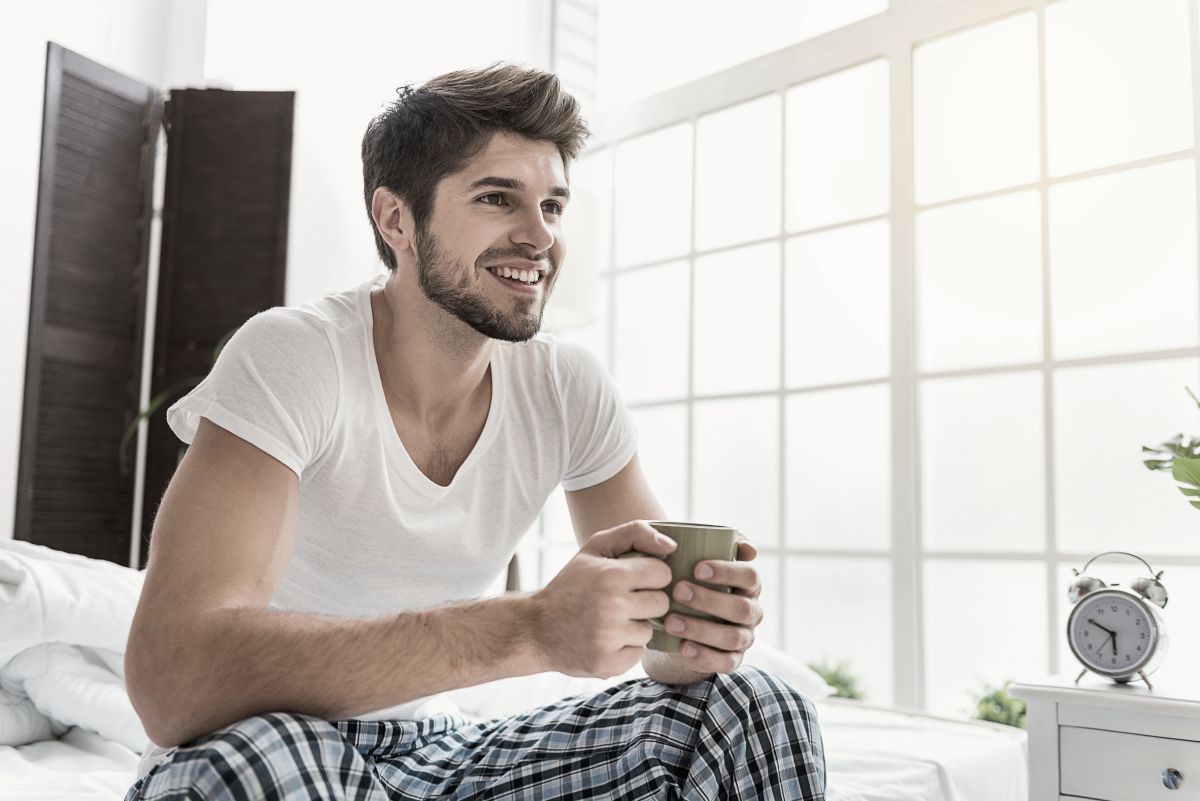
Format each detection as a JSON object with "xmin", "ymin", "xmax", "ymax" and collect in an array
[{"xmin": 1010, "ymin": 671, "xmax": 1200, "ymax": 800}]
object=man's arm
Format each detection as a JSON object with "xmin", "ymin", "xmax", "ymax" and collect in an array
[
  {"xmin": 125, "ymin": 418, "xmax": 547, "ymax": 748},
  {"xmin": 564, "ymin": 454, "xmax": 715, "ymax": 685}
]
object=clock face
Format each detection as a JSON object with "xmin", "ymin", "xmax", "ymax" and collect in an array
[{"xmin": 1068, "ymin": 590, "xmax": 1157, "ymax": 675}]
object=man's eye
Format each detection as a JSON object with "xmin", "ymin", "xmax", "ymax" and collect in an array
[
  {"xmin": 479, "ymin": 193, "xmax": 508, "ymax": 206},
  {"xmin": 543, "ymin": 201, "xmax": 564, "ymax": 215}
]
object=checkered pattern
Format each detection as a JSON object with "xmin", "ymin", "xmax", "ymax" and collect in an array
[{"xmin": 126, "ymin": 666, "xmax": 825, "ymax": 800}]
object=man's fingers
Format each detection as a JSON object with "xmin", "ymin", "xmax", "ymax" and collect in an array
[
  {"xmin": 692, "ymin": 559, "xmax": 760, "ymax": 595},
  {"xmin": 735, "ymin": 538, "xmax": 757, "ymax": 562},
  {"xmin": 590, "ymin": 520, "xmax": 677, "ymax": 559},
  {"xmin": 677, "ymin": 639, "xmax": 744, "ymax": 673},
  {"xmin": 664, "ymin": 613, "xmax": 754, "ymax": 653},
  {"xmin": 674, "ymin": 580, "xmax": 762, "ymax": 626}
]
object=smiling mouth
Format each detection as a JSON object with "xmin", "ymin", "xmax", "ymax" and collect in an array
[{"xmin": 485, "ymin": 266, "xmax": 544, "ymax": 287}]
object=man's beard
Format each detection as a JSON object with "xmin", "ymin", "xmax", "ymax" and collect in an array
[{"xmin": 413, "ymin": 227, "xmax": 553, "ymax": 343}]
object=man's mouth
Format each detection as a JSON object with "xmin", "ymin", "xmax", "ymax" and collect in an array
[{"xmin": 485, "ymin": 265, "xmax": 545, "ymax": 287}]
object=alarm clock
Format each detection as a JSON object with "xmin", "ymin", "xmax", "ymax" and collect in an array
[{"xmin": 1065, "ymin": 551, "xmax": 1169, "ymax": 689}]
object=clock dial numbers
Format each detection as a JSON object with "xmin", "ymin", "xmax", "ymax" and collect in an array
[{"xmin": 1070, "ymin": 592, "xmax": 1154, "ymax": 674}]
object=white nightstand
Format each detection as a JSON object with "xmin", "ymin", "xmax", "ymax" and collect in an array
[{"xmin": 1010, "ymin": 671, "xmax": 1200, "ymax": 801}]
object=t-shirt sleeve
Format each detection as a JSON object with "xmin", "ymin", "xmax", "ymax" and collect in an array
[
  {"xmin": 553, "ymin": 339, "xmax": 638, "ymax": 491},
  {"xmin": 165, "ymin": 308, "xmax": 340, "ymax": 479}
]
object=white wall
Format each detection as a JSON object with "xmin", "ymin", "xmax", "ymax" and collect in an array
[
  {"xmin": 1, "ymin": 0, "xmax": 550, "ymax": 540},
  {"xmin": 203, "ymin": 0, "xmax": 551, "ymax": 305}
]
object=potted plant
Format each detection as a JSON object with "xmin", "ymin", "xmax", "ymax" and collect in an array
[{"xmin": 1142, "ymin": 387, "xmax": 1200, "ymax": 511}]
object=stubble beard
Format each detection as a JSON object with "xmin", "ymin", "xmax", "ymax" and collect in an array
[{"xmin": 413, "ymin": 227, "xmax": 553, "ymax": 343}]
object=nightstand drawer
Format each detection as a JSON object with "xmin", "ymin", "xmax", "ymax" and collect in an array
[{"xmin": 1060, "ymin": 725, "xmax": 1199, "ymax": 799}]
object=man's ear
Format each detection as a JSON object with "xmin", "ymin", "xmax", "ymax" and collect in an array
[{"xmin": 370, "ymin": 187, "xmax": 415, "ymax": 260}]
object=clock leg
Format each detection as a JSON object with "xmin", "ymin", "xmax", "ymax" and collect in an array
[
  {"xmin": 1138, "ymin": 670, "xmax": 1153, "ymax": 690},
  {"xmin": 1074, "ymin": 668, "xmax": 1087, "ymax": 685}
]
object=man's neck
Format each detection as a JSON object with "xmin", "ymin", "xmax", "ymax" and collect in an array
[{"xmin": 370, "ymin": 275, "xmax": 493, "ymax": 425}]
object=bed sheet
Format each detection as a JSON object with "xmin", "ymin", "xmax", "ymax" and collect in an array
[{"xmin": 1, "ymin": 700, "xmax": 1027, "ymax": 801}]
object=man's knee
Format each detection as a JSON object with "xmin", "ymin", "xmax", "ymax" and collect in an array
[{"xmin": 713, "ymin": 665, "xmax": 824, "ymax": 742}]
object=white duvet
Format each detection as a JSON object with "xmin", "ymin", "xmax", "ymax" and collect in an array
[{"xmin": 0, "ymin": 540, "xmax": 147, "ymax": 751}]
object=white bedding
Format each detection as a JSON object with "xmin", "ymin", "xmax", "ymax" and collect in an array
[
  {"xmin": 0, "ymin": 539, "xmax": 1027, "ymax": 799},
  {"xmin": 0, "ymin": 697, "xmax": 1027, "ymax": 801}
]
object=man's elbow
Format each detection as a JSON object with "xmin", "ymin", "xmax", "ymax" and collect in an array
[{"xmin": 125, "ymin": 634, "xmax": 201, "ymax": 748}]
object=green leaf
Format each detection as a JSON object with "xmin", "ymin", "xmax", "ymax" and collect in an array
[{"xmin": 1172, "ymin": 456, "xmax": 1200, "ymax": 507}]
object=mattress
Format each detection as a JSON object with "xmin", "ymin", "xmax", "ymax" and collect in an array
[{"xmin": 1, "ymin": 699, "xmax": 1027, "ymax": 801}]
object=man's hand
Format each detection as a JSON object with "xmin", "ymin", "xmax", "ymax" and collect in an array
[
  {"xmin": 654, "ymin": 535, "xmax": 762, "ymax": 676},
  {"xmin": 530, "ymin": 520, "xmax": 675, "ymax": 679}
]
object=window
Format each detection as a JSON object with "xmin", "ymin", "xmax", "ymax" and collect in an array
[{"xmin": 542, "ymin": 0, "xmax": 1200, "ymax": 716}]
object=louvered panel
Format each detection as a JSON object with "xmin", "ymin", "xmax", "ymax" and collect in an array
[
  {"xmin": 140, "ymin": 89, "xmax": 292, "ymax": 562},
  {"xmin": 15, "ymin": 43, "xmax": 160, "ymax": 566}
]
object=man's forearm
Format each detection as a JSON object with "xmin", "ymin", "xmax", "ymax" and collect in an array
[{"xmin": 128, "ymin": 591, "xmax": 547, "ymax": 748}]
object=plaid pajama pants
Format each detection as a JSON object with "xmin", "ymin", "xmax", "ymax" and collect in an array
[{"xmin": 125, "ymin": 666, "xmax": 825, "ymax": 800}]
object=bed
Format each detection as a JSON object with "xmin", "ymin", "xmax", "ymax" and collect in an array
[{"xmin": 0, "ymin": 539, "xmax": 1028, "ymax": 800}]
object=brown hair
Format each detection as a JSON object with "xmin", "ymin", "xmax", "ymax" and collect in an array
[{"xmin": 362, "ymin": 62, "xmax": 590, "ymax": 270}]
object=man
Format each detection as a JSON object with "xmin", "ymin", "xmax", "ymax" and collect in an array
[{"xmin": 123, "ymin": 63, "xmax": 825, "ymax": 800}]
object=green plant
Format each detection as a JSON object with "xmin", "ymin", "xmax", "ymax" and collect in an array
[
  {"xmin": 118, "ymin": 328, "xmax": 239, "ymax": 478},
  {"xmin": 1142, "ymin": 386, "xmax": 1200, "ymax": 511},
  {"xmin": 973, "ymin": 679, "xmax": 1026, "ymax": 729},
  {"xmin": 806, "ymin": 659, "xmax": 864, "ymax": 700}
]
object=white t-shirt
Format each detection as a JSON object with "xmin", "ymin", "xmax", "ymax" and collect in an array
[{"xmin": 138, "ymin": 272, "xmax": 636, "ymax": 772}]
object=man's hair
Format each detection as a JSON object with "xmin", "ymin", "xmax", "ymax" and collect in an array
[{"xmin": 362, "ymin": 62, "xmax": 590, "ymax": 271}]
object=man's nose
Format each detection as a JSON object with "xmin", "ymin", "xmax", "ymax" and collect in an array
[{"xmin": 510, "ymin": 205, "xmax": 556, "ymax": 253}]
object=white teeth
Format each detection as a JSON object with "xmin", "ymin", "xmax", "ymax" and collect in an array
[{"xmin": 490, "ymin": 267, "xmax": 540, "ymax": 284}]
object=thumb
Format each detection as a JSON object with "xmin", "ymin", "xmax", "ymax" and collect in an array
[{"xmin": 586, "ymin": 520, "xmax": 677, "ymax": 559}]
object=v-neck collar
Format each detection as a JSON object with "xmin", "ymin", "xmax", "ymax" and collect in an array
[{"xmin": 358, "ymin": 274, "xmax": 504, "ymax": 498}]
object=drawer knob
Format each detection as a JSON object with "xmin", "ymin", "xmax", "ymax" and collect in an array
[{"xmin": 1163, "ymin": 768, "xmax": 1183, "ymax": 790}]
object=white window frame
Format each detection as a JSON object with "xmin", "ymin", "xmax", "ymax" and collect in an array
[{"xmin": 544, "ymin": 0, "xmax": 1200, "ymax": 711}]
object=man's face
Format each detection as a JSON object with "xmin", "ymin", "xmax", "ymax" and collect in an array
[{"xmin": 411, "ymin": 132, "xmax": 569, "ymax": 343}]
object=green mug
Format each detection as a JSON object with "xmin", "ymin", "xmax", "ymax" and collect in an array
[{"xmin": 617, "ymin": 521, "xmax": 739, "ymax": 653}]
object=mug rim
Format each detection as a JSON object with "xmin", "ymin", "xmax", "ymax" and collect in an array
[{"xmin": 647, "ymin": 520, "xmax": 735, "ymax": 531}]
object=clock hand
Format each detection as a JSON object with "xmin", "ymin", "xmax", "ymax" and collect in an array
[{"xmin": 1087, "ymin": 618, "xmax": 1115, "ymax": 637}]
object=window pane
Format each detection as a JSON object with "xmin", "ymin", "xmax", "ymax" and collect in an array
[
  {"xmin": 630, "ymin": 404, "xmax": 689, "ymax": 521},
  {"xmin": 914, "ymin": 13, "xmax": 1039, "ymax": 204},
  {"xmin": 786, "ymin": 385, "xmax": 890, "ymax": 550},
  {"xmin": 923, "ymin": 559, "xmax": 1047, "ymax": 717},
  {"xmin": 1049, "ymin": 160, "xmax": 1198, "ymax": 360},
  {"xmin": 787, "ymin": 557, "xmax": 892, "ymax": 705},
  {"xmin": 615, "ymin": 123, "xmax": 692, "ymax": 267},
  {"xmin": 697, "ymin": 94, "xmax": 781, "ymax": 251},
  {"xmin": 916, "ymin": 191, "xmax": 1042, "ymax": 372},
  {"xmin": 785, "ymin": 221, "xmax": 889, "ymax": 387},
  {"xmin": 693, "ymin": 397, "xmax": 780, "ymax": 546},
  {"xmin": 786, "ymin": 59, "xmax": 889, "ymax": 231},
  {"xmin": 1046, "ymin": 0, "xmax": 1193, "ymax": 176},
  {"xmin": 754, "ymin": 552, "xmax": 783, "ymax": 648},
  {"xmin": 1054, "ymin": 358, "xmax": 1200, "ymax": 556},
  {"xmin": 614, "ymin": 261, "xmax": 689, "ymax": 403},
  {"xmin": 596, "ymin": 0, "xmax": 887, "ymax": 110},
  {"xmin": 920, "ymin": 372, "xmax": 1046, "ymax": 552},
  {"xmin": 694, "ymin": 243, "xmax": 781, "ymax": 395}
]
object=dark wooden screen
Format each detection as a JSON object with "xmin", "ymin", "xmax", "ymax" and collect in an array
[
  {"xmin": 139, "ymin": 89, "xmax": 293, "ymax": 564},
  {"xmin": 15, "ymin": 43, "xmax": 162, "ymax": 564}
]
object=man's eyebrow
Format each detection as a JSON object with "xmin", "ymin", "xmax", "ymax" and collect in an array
[{"xmin": 464, "ymin": 176, "xmax": 571, "ymax": 201}]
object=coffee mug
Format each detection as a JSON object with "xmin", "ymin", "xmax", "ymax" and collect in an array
[{"xmin": 617, "ymin": 521, "xmax": 739, "ymax": 653}]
